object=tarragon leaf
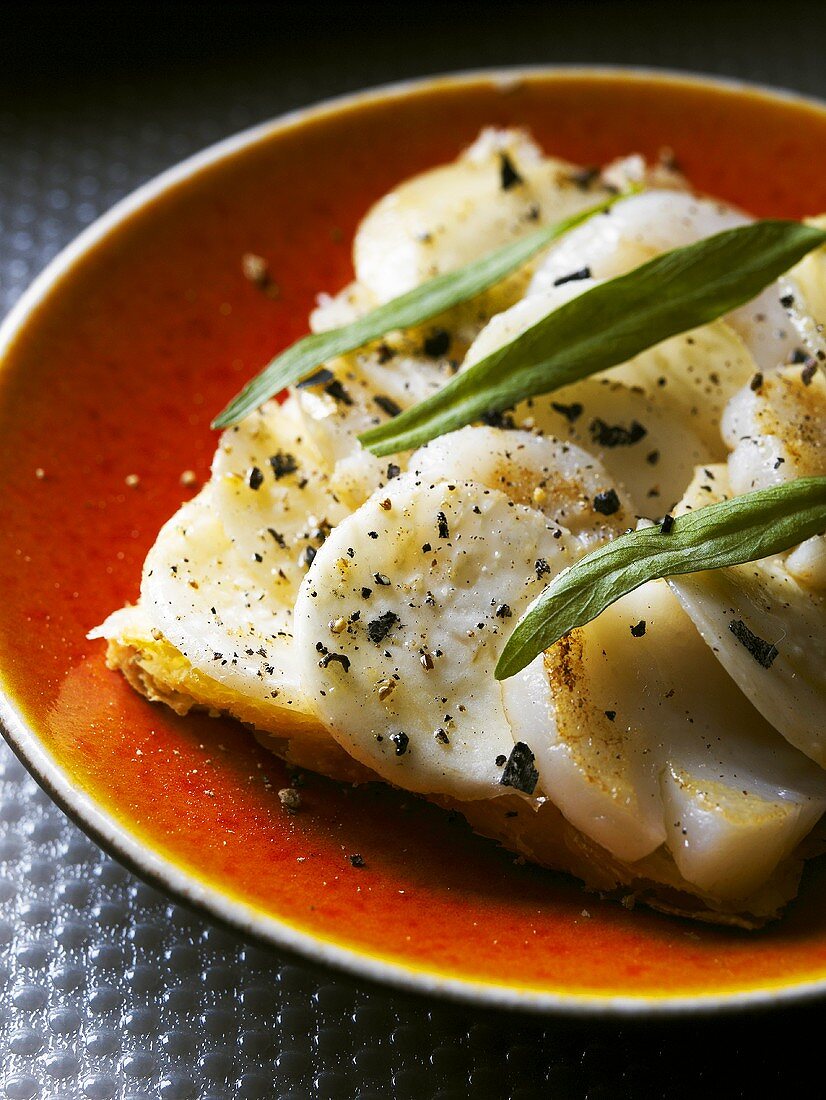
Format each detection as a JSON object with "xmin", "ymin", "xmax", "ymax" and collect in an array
[
  {"xmin": 495, "ymin": 477, "xmax": 826, "ymax": 680},
  {"xmin": 361, "ymin": 221, "xmax": 826, "ymax": 456},
  {"xmin": 212, "ymin": 191, "xmax": 625, "ymax": 428}
]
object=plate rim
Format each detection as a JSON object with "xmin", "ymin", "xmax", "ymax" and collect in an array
[{"xmin": 3, "ymin": 63, "xmax": 826, "ymax": 1016}]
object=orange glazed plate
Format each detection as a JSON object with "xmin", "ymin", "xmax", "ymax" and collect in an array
[{"xmin": 3, "ymin": 68, "xmax": 826, "ymax": 1015}]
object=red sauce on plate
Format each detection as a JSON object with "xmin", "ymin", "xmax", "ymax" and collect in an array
[{"xmin": 3, "ymin": 72, "xmax": 826, "ymax": 999}]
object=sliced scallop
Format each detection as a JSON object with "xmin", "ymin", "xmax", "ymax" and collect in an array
[
  {"xmin": 293, "ymin": 477, "xmax": 576, "ymax": 801},
  {"xmin": 502, "ymin": 578, "xmax": 826, "ymax": 897},
  {"xmin": 353, "ymin": 128, "xmax": 610, "ymax": 303},
  {"xmin": 669, "ymin": 466, "xmax": 826, "ymax": 766}
]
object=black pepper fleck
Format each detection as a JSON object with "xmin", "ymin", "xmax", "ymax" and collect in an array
[
  {"xmin": 319, "ymin": 652, "xmax": 351, "ymax": 672},
  {"xmin": 390, "ymin": 732, "xmax": 410, "ymax": 756},
  {"xmin": 423, "ymin": 329, "xmax": 451, "ymax": 358},
  {"xmin": 499, "ymin": 151, "xmax": 523, "ymax": 190},
  {"xmin": 324, "ymin": 379, "xmax": 353, "ymax": 405},
  {"xmin": 593, "ymin": 489, "xmax": 621, "ymax": 516}
]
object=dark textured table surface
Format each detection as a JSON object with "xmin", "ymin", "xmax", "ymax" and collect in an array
[{"xmin": 2, "ymin": 3, "xmax": 826, "ymax": 1097}]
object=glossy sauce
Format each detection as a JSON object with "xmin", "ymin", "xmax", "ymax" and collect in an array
[{"xmin": 3, "ymin": 73, "xmax": 826, "ymax": 997}]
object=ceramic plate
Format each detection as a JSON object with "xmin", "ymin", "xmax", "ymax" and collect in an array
[{"xmin": 3, "ymin": 67, "xmax": 826, "ymax": 1014}]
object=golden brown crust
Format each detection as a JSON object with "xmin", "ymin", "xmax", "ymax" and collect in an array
[
  {"xmin": 103, "ymin": 620, "xmax": 816, "ymax": 927},
  {"xmin": 104, "ymin": 634, "xmax": 372, "ymax": 786}
]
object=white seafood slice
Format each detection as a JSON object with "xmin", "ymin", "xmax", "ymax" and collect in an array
[
  {"xmin": 723, "ymin": 364, "xmax": 826, "ymax": 492},
  {"xmin": 503, "ymin": 579, "xmax": 826, "ymax": 897},
  {"xmin": 529, "ymin": 189, "xmax": 803, "ymax": 369},
  {"xmin": 293, "ymin": 477, "xmax": 575, "ymax": 800},
  {"xmin": 724, "ymin": 364, "xmax": 826, "ymax": 588},
  {"xmin": 295, "ymin": 346, "xmax": 454, "ymax": 510},
  {"xmin": 463, "ymin": 272, "xmax": 754, "ymax": 510},
  {"xmin": 669, "ymin": 466, "xmax": 826, "ymax": 766},
  {"xmin": 409, "ymin": 425, "xmax": 632, "ymax": 550},
  {"xmin": 526, "ymin": 377, "xmax": 710, "ymax": 514},
  {"xmin": 525, "ymin": 323, "xmax": 754, "ymax": 511},
  {"xmin": 140, "ymin": 485, "xmax": 301, "ymax": 705},
  {"xmin": 790, "ymin": 214, "xmax": 826, "ymax": 327},
  {"xmin": 353, "ymin": 128, "xmax": 610, "ymax": 303},
  {"xmin": 310, "ymin": 281, "xmax": 378, "ymax": 333},
  {"xmin": 212, "ymin": 395, "xmax": 350, "ymax": 595}
]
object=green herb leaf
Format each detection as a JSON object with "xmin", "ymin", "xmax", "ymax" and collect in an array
[
  {"xmin": 211, "ymin": 192, "xmax": 625, "ymax": 428},
  {"xmin": 360, "ymin": 220, "xmax": 826, "ymax": 456},
  {"xmin": 495, "ymin": 477, "xmax": 826, "ymax": 681}
]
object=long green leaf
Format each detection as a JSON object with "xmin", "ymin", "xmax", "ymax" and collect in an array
[
  {"xmin": 495, "ymin": 477, "xmax": 826, "ymax": 681},
  {"xmin": 212, "ymin": 192, "xmax": 625, "ymax": 428},
  {"xmin": 360, "ymin": 221, "xmax": 826, "ymax": 456}
]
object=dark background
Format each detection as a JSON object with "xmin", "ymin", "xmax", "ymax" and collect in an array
[
  {"xmin": 3, "ymin": 2, "xmax": 826, "ymax": 1097},
  {"xmin": 5, "ymin": 0, "xmax": 826, "ymax": 98}
]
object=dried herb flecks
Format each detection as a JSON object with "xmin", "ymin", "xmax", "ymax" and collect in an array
[
  {"xmin": 367, "ymin": 610, "xmax": 399, "ymax": 644},
  {"xmin": 423, "ymin": 329, "xmax": 451, "ymax": 358},
  {"xmin": 325, "ymin": 379, "xmax": 353, "ymax": 405},
  {"xmin": 551, "ymin": 400, "xmax": 583, "ymax": 423},
  {"xmin": 269, "ymin": 451, "xmax": 299, "ymax": 480},
  {"xmin": 593, "ymin": 489, "xmax": 621, "ymax": 515},
  {"xmin": 590, "ymin": 418, "xmax": 647, "ymax": 447},
  {"xmin": 729, "ymin": 619, "xmax": 779, "ymax": 668},
  {"xmin": 553, "ymin": 267, "xmax": 591, "ymax": 287},
  {"xmin": 499, "ymin": 742, "xmax": 539, "ymax": 794},
  {"xmin": 499, "ymin": 152, "xmax": 524, "ymax": 191},
  {"xmin": 481, "ymin": 408, "xmax": 516, "ymax": 429},
  {"xmin": 374, "ymin": 394, "xmax": 402, "ymax": 418}
]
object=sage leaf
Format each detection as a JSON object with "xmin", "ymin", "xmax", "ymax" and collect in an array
[
  {"xmin": 495, "ymin": 477, "xmax": 826, "ymax": 681},
  {"xmin": 360, "ymin": 220, "xmax": 826, "ymax": 456},
  {"xmin": 212, "ymin": 192, "xmax": 624, "ymax": 428}
]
